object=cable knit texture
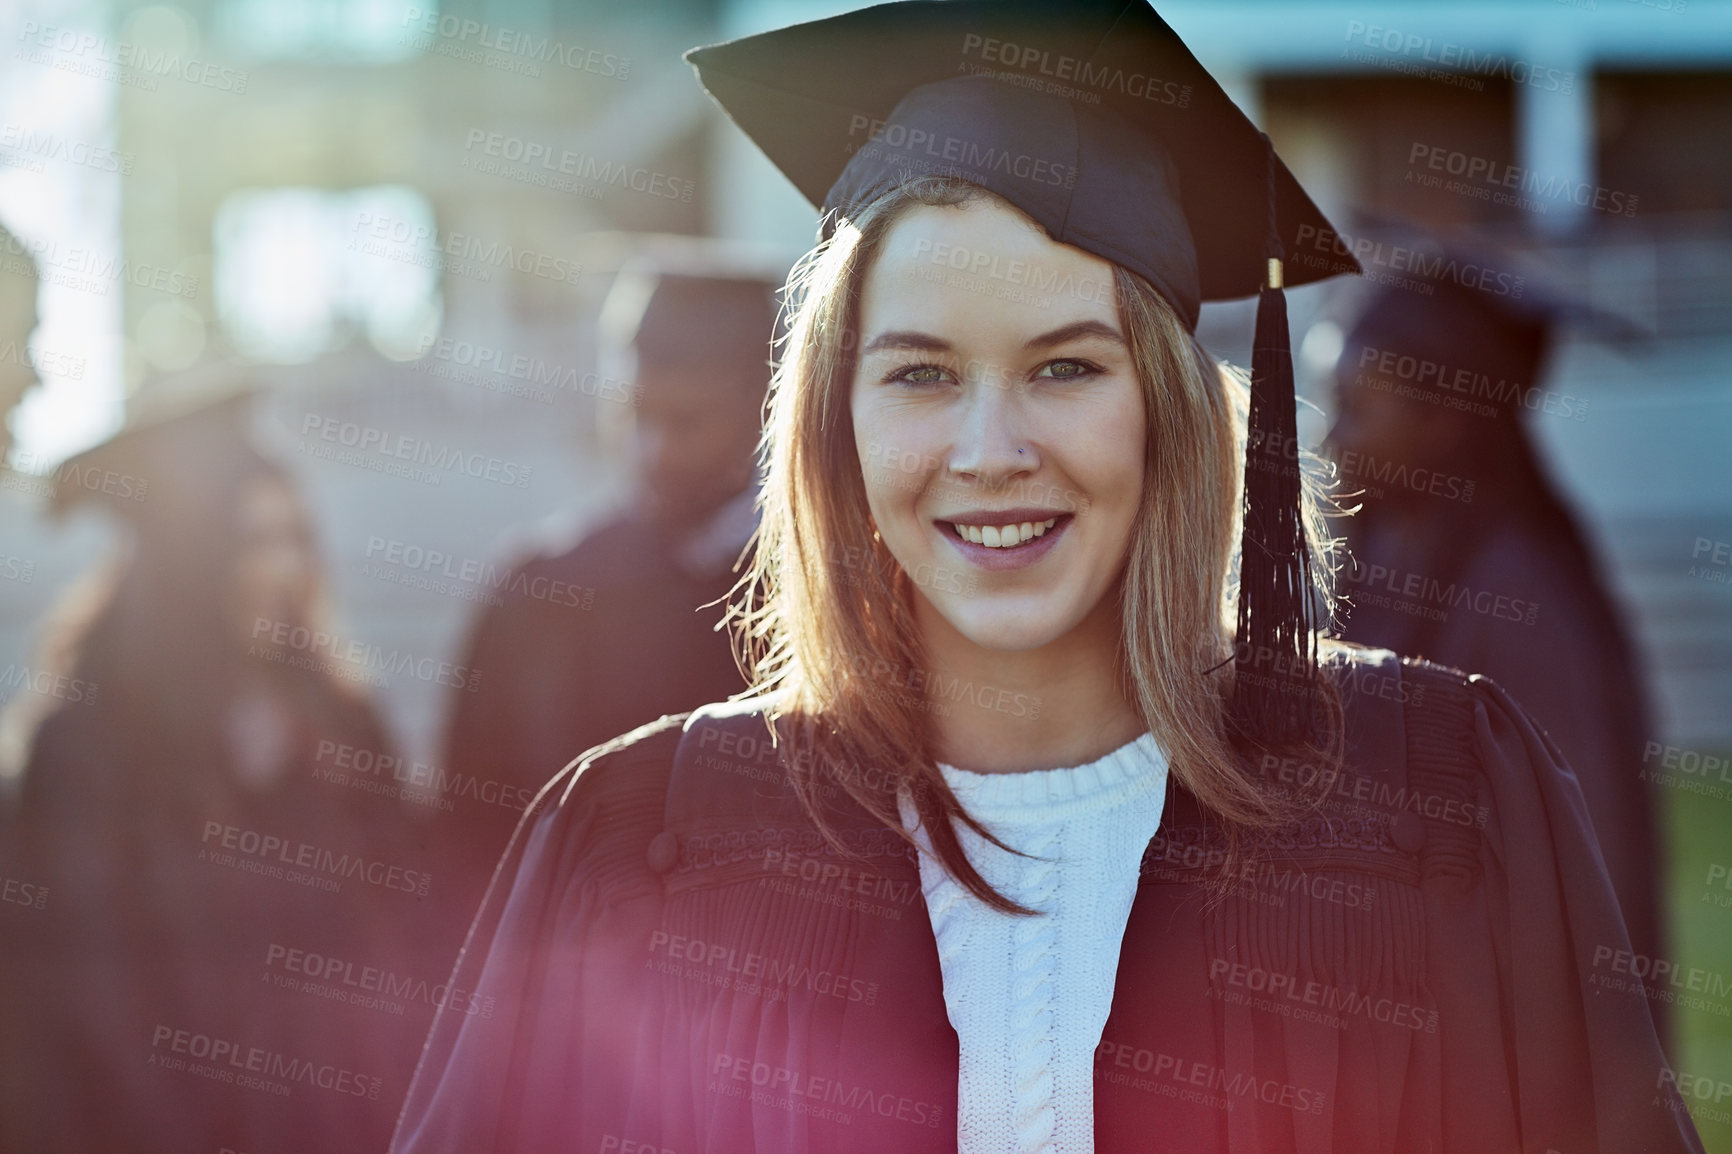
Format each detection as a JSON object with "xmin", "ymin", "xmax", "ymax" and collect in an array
[{"xmin": 897, "ymin": 733, "xmax": 1168, "ymax": 1154}]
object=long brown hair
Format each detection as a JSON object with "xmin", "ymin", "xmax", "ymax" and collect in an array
[{"xmin": 730, "ymin": 175, "xmax": 1344, "ymax": 914}]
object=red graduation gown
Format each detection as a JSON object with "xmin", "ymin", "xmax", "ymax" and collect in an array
[{"xmin": 388, "ymin": 646, "xmax": 1703, "ymax": 1154}]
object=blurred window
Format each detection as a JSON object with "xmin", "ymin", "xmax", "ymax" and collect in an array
[
  {"xmin": 213, "ymin": 185, "xmax": 442, "ymax": 363},
  {"xmin": 216, "ymin": 0, "xmax": 428, "ymax": 62}
]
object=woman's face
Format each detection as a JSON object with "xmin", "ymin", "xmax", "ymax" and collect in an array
[
  {"xmin": 1326, "ymin": 338, "xmax": 1473, "ymax": 481},
  {"xmin": 849, "ymin": 197, "xmax": 1147, "ymax": 653}
]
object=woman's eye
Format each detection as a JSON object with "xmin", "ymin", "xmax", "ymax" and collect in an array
[
  {"xmin": 886, "ymin": 363, "xmax": 954, "ymax": 387},
  {"xmin": 1036, "ymin": 358, "xmax": 1100, "ymax": 381}
]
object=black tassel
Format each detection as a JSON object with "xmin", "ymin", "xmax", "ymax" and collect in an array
[{"xmin": 1231, "ymin": 136, "xmax": 1318, "ymax": 749}]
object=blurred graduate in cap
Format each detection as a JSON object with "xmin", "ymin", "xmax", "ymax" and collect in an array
[
  {"xmin": 0, "ymin": 364, "xmax": 428, "ymax": 1154},
  {"xmin": 1327, "ymin": 248, "xmax": 1665, "ymax": 1001},
  {"xmin": 390, "ymin": 4, "xmax": 1699, "ymax": 1153},
  {"xmin": 431, "ymin": 245, "xmax": 780, "ymax": 955}
]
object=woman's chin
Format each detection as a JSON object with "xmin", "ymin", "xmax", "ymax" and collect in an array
[{"xmin": 932, "ymin": 603, "xmax": 1077, "ymax": 655}]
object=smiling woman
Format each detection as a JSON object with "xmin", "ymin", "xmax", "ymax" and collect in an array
[
  {"xmin": 387, "ymin": 3, "xmax": 1700, "ymax": 1153},
  {"xmin": 742, "ymin": 173, "xmax": 1315, "ymax": 872}
]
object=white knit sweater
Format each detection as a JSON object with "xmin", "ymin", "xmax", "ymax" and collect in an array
[{"xmin": 897, "ymin": 733, "xmax": 1169, "ymax": 1154}]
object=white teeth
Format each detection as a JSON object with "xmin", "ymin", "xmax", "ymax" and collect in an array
[{"xmin": 952, "ymin": 517, "xmax": 1063, "ymax": 548}]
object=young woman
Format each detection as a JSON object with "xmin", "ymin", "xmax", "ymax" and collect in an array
[{"xmin": 390, "ymin": 3, "xmax": 1698, "ymax": 1152}]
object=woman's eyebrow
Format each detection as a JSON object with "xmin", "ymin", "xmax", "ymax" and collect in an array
[
  {"xmin": 859, "ymin": 320, "xmax": 1125, "ymax": 356},
  {"xmin": 860, "ymin": 330, "xmax": 950, "ymax": 355},
  {"xmin": 1024, "ymin": 320, "xmax": 1125, "ymax": 349}
]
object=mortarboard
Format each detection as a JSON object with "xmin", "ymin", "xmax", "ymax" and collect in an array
[
  {"xmin": 685, "ymin": 0, "xmax": 1362, "ymax": 746},
  {"xmin": 1343, "ymin": 229, "xmax": 1645, "ymax": 417},
  {"xmin": 48, "ymin": 359, "xmax": 267, "ymax": 522},
  {"xmin": 600, "ymin": 267, "xmax": 784, "ymax": 386}
]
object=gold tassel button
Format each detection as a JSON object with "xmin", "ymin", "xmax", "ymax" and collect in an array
[{"xmin": 1265, "ymin": 257, "xmax": 1284, "ymax": 291}]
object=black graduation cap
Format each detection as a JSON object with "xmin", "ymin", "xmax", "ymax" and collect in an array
[
  {"xmin": 599, "ymin": 261, "xmax": 784, "ymax": 386},
  {"xmin": 685, "ymin": 0, "xmax": 1363, "ymax": 745},
  {"xmin": 48, "ymin": 359, "xmax": 266, "ymax": 523},
  {"xmin": 1343, "ymin": 229, "xmax": 1646, "ymax": 413}
]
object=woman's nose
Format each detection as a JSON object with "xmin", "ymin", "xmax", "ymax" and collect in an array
[{"xmin": 945, "ymin": 371, "xmax": 1036, "ymax": 483}]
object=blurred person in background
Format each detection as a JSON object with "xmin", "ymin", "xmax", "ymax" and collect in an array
[
  {"xmin": 0, "ymin": 367, "xmax": 430, "ymax": 1154},
  {"xmin": 1326, "ymin": 264, "xmax": 1664, "ymax": 985},
  {"xmin": 431, "ymin": 249, "xmax": 780, "ymax": 950}
]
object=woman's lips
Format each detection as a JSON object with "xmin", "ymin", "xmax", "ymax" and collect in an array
[{"xmin": 936, "ymin": 513, "xmax": 1073, "ymax": 571}]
